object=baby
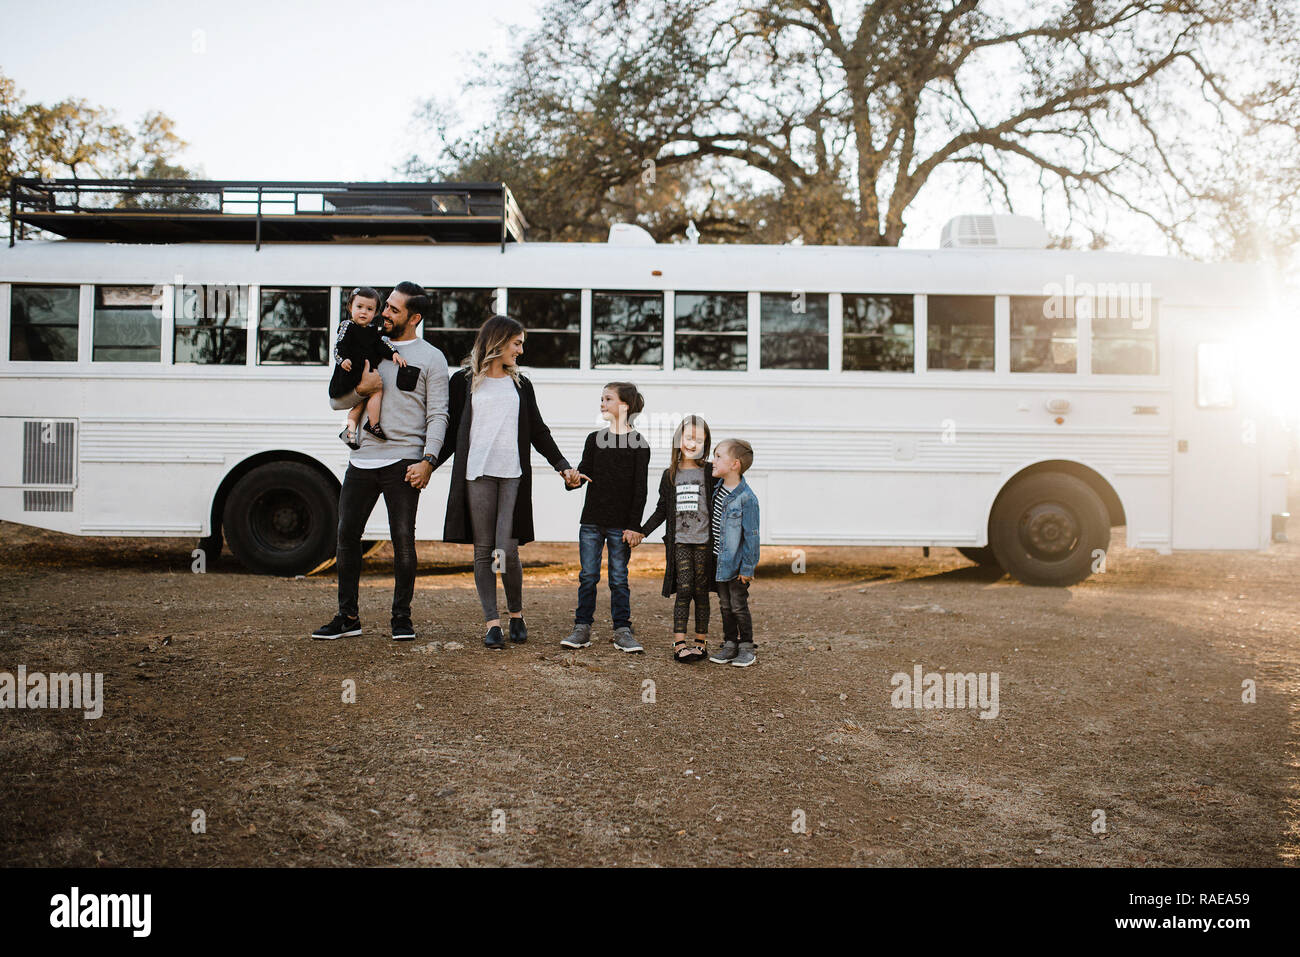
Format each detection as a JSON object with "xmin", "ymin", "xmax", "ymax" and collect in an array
[{"xmin": 330, "ymin": 286, "xmax": 407, "ymax": 447}]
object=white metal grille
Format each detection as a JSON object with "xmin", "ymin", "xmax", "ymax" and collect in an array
[{"xmin": 21, "ymin": 420, "xmax": 75, "ymax": 512}]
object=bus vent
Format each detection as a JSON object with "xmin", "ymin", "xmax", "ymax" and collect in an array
[
  {"xmin": 24, "ymin": 490, "xmax": 74, "ymax": 512},
  {"xmin": 21, "ymin": 420, "xmax": 76, "ymax": 512}
]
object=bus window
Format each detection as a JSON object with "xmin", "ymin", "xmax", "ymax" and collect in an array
[
  {"xmin": 508, "ymin": 289, "xmax": 580, "ymax": 368},
  {"xmin": 422, "ymin": 288, "xmax": 496, "ymax": 367},
  {"xmin": 1196, "ymin": 342, "xmax": 1235, "ymax": 408},
  {"xmin": 1091, "ymin": 297, "xmax": 1158, "ymax": 374},
  {"xmin": 175, "ymin": 284, "xmax": 248, "ymax": 365},
  {"xmin": 674, "ymin": 292, "xmax": 747, "ymax": 371},
  {"xmin": 1011, "ymin": 296, "xmax": 1076, "ymax": 373},
  {"xmin": 9, "ymin": 284, "xmax": 79, "ymax": 361},
  {"xmin": 592, "ymin": 291, "xmax": 664, "ymax": 368},
  {"xmin": 843, "ymin": 293, "xmax": 913, "ymax": 371},
  {"xmin": 760, "ymin": 292, "xmax": 828, "ymax": 369},
  {"xmin": 927, "ymin": 295, "xmax": 994, "ymax": 371},
  {"xmin": 258, "ymin": 288, "xmax": 329, "ymax": 365},
  {"xmin": 93, "ymin": 285, "xmax": 161, "ymax": 362}
]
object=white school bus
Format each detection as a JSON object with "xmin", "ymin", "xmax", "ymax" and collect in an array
[{"xmin": 0, "ymin": 179, "xmax": 1290, "ymax": 584}]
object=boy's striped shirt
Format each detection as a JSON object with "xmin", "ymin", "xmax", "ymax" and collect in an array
[{"xmin": 711, "ymin": 483, "xmax": 734, "ymax": 555}]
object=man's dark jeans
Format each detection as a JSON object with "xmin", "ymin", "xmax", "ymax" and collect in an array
[
  {"xmin": 575, "ymin": 524, "xmax": 631, "ymax": 629},
  {"xmin": 337, "ymin": 459, "xmax": 421, "ymax": 620}
]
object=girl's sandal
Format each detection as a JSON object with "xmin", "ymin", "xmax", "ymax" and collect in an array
[
  {"xmin": 363, "ymin": 421, "xmax": 388, "ymax": 441},
  {"xmin": 339, "ymin": 427, "xmax": 361, "ymax": 450},
  {"xmin": 673, "ymin": 639, "xmax": 701, "ymax": 664}
]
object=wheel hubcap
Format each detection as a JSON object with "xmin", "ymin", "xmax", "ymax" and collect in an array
[
  {"xmin": 250, "ymin": 488, "xmax": 312, "ymax": 552},
  {"xmin": 1018, "ymin": 502, "xmax": 1080, "ymax": 561}
]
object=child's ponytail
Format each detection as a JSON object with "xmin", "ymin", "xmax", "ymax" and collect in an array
[{"xmin": 605, "ymin": 381, "xmax": 645, "ymax": 424}]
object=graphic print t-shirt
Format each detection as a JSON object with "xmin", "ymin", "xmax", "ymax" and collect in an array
[{"xmin": 673, "ymin": 467, "xmax": 709, "ymax": 544}]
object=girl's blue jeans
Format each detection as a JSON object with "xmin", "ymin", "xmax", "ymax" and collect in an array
[{"xmin": 575, "ymin": 524, "xmax": 631, "ymax": 629}]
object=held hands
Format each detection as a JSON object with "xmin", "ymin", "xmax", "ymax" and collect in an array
[
  {"xmin": 562, "ymin": 468, "xmax": 591, "ymax": 489},
  {"xmin": 405, "ymin": 460, "xmax": 433, "ymax": 489},
  {"xmin": 623, "ymin": 530, "xmax": 644, "ymax": 548}
]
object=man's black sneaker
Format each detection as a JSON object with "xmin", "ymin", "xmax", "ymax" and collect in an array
[
  {"xmin": 391, "ymin": 617, "xmax": 416, "ymax": 641},
  {"xmin": 484, "ymin": 625, "xmax": 506, "ymax": 650},
  {"xmin": 508, "ymin": 615, "xmax": 528, "ymax": 643},
  {"xmin": 312, "ymin": 615, "xmax": 361, "ymax": 640}
]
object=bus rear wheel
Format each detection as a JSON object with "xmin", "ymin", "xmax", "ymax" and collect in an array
[
  {"xmin": 956, "ymin": 546, "xmax": 1001, "ymax": 568},
  {"xmin": 222, "ymin": 462, "xmax": 337, "ymax": 575},
  {"xmin": 989, "ymin": 473, "xmax": 1109, "ymax": 586}
]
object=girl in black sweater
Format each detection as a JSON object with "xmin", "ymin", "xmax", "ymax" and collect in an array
[{"xmin": 560, "ymin": 382, "xmax": 652, "ymax": 653}]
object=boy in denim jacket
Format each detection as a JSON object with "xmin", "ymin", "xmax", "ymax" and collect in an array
[{"xmin": 707, "ymin": 439, "xmax": 761, "ymax": 666}]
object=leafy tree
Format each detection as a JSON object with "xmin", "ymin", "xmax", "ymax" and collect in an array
[
  {"xmin": 404, "ymin": 0, "xmax": 1300, "ymax": 264},
  {"xmin": 2, "ymin": 70, "xmax": 198, "ymax": 235}
]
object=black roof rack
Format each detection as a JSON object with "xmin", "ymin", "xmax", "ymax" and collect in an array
[{"xmin": 8, "ymin": 178, "xmax": 528, "ymax": 250}]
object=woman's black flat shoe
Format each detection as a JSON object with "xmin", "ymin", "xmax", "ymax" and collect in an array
[
  {"xmin": 484, "ymin": 625, "xmax": 505, "ymax": 650},
  {"xmin": 508, "ymin": 616, "xmax": 527, "ymax": 643}
]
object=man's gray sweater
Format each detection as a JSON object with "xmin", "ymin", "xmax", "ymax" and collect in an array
[{"xmin": 330, "ymin": 336, "xmax": 450, "ymax": 463}]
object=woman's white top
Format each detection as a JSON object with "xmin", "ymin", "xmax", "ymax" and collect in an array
[{"xmin": 466, "ymin": 374, "xmax": 522, "ymax": 480}]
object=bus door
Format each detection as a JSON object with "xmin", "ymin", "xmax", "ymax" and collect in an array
[{"xmin": 1171, "ymin": 316, "xmax": 1260, "ymax": 549}]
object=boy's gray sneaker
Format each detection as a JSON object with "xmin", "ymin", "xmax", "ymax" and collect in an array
[
  {"xmin": 730, "ymin": 642, "xmax": 757, "ymax": 667},
  {"xmin": 611, "ymin": 627, "xmax": 643, "ymax": 653},
  {"xmin": 561, "ymin": 623, "xmax": 592, "ymax": 649},
  {"xmin": 709, "ymin": 640, "xmax": 739, "ymax": 663}
]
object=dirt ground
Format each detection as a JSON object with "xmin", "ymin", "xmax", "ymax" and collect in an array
[{"xmin": 0, "ymin": 517, "xmax": 1297, "ymax": 867}]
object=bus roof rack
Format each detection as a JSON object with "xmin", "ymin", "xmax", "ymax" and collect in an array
[{"xmin": 8, "ymin": 178, "xmax": 528, "ymax": 250}]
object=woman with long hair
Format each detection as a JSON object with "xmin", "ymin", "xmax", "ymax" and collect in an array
[{"xmin": 436, "ymin": 315, "xmax": 581, "ymax": 648}]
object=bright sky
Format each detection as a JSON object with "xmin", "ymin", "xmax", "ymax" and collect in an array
[{"xmin": 0, "ymin": 0, "xmax": 541, "ymax": 181}]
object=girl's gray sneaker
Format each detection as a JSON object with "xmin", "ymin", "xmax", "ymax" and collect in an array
[
  {"xmin": 709, "ymin": 640, "xmax": 739, "ymax": 663},
  {"xmin": 611, "ymin": 627, "xmax": 643, "ymax": 653},
  {"xmin": 561, "ymin": 623, "xmax": 592, "ymax": 649},
  {"xmin": 730, "ymin": 642, "xmax": 757, "ymax": 667}
]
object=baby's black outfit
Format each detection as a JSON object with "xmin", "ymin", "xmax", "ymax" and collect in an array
[{"xmin": 329, "ymin": 320, "xmax": 397, "ymax": 399}]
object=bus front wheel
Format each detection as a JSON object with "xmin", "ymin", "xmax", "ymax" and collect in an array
[
  {"xmin": 222, "ymin": 462, "xmax": 337, "ymax": 575},
  {"xmin": 989, "ymin": 473, "xmax": 1109, "ymax": 587}
]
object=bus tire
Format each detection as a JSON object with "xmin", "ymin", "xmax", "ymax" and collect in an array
[
  {"xmin": 221, "ymin": 462, "xmax": 337, "ymax": 575},
  {"xmin": 989, "ymin": 472, "xmax": 1109, "ymax": 587},
  {"xmin": 956, "ymin": 546, "xmax": 1000, "ymax": 567}
]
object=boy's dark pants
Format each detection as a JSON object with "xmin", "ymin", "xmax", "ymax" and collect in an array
[
  {"xmin": 716, "ymin": 576, "xmax": 754, "ymax": 644},
  {"xmin": 337, "ymin": 459, "xmax": 421, "ymax": 620}
]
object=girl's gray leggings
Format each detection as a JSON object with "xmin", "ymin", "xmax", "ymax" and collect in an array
[{"xmin": 467, "ymin": 475, "xmax": 523, "ymax": 622}]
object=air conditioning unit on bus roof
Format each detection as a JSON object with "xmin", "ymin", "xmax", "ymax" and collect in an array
[
  {"xmin": 940, "ymin": 214, "xmax": 1050, "ymax": 249},
  {"xmin": 607, "ymin": 223, "xmax": 657, "ymax": 245}
]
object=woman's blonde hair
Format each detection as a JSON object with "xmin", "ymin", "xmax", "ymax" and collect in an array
[{"xmin": 465, "ymin": 314, "xmax": 525, "ymax": 390}]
